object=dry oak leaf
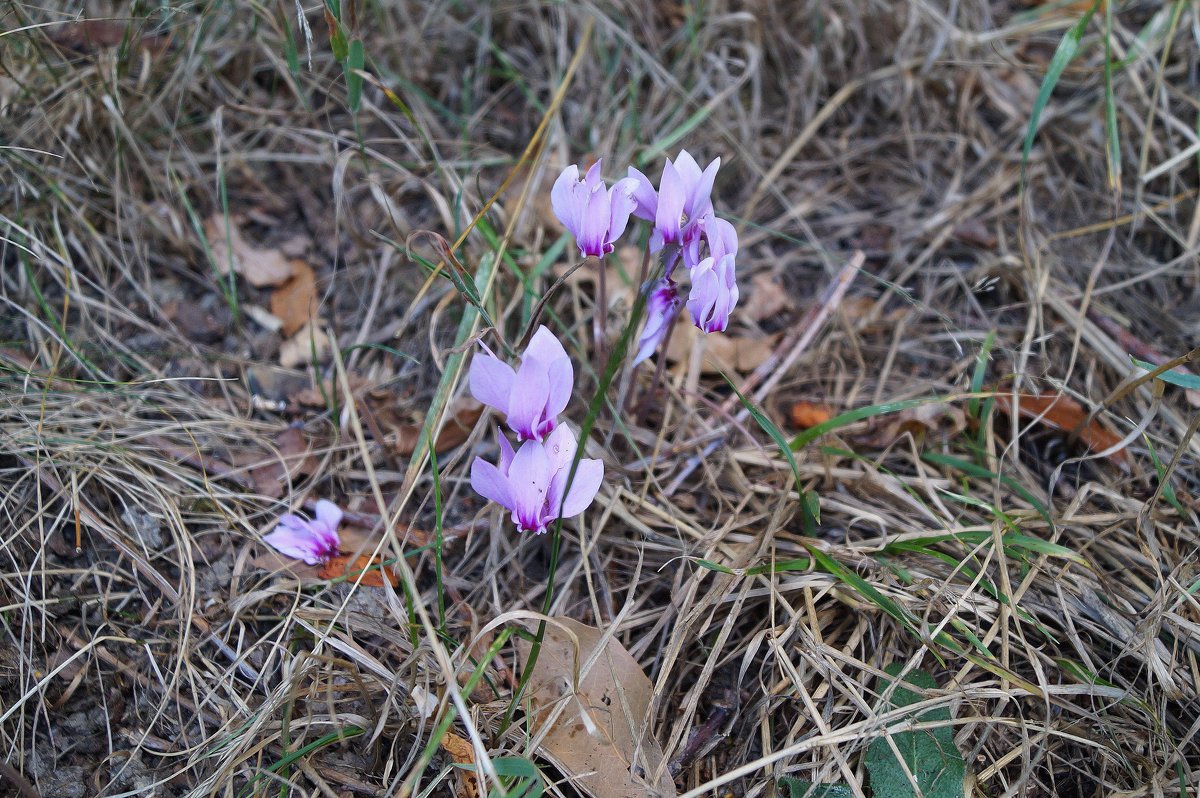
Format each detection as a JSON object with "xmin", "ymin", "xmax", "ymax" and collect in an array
[
  {"xmin": 279, "ymin": 322, "xmax": 331, "ymax": 369},
  {"xmin": 246, "ymin": 426, "xmax": 318, "ymax": 499},
  {"xmin": 667, "ymin": 314, "xmax": 779, "ymax": 374},
  {"xmin": 270, "ymin": 260, "xmax": 319, "ymax": 337},
  {"xmin": 516, "ymin": 617, "xmax": 676, "ymax": 798},
  {"xmin": 386, "ymin": 397, "xmax": 483, "ymax": 455},
  {"xmin": 203, "ymin": 214, "xmax": 295, "ymax": 288},
  {"xmin": 995, "ymin": 392, "xmax": 1129, "ymax": 467},
  {"xmin": 316, "ymin": 553, "xmax": 399, "ymax": 588},
  {"xmin": 439, "ymin": 731, "xmax": 480, "ymax": 798},
  {"xmin": 744, "ymin": 272, "xmax": 794, "ymax": 323}
]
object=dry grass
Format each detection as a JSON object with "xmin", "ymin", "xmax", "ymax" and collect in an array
[{"xmin": 3, "ymin": 1, "xmax": 1200, "ymax": 796}]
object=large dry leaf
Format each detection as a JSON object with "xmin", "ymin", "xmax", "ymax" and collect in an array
[
  {"xmin": 517, "ymin": 618, "xmax": 676, "ymax": 798},
  {"xmin": 203, "ymin": 215, "xmax": 295, "ymax": 288},
  {"xmin": 995, "ymin": 392, "xmax": 1129, "ymax": 467},
  {"xmin": 667, "ymin": 318, "xmax": 778, "ymax": 374},
  {"xmin": 270, "ymin": 260, "xmax": 319, "ymax": 336},
  {"xmin": 279, "ymin": 322, "xmax": 331, "ymax": 369}
]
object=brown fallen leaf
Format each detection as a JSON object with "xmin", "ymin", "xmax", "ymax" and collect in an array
[
  {"xmin": 279, "ymin": 322, "xmax": 331, "ymax": 369},
  {"xmin": 270, "ymin": 260, "xmax": 319, "ymax": 337},
  {"xmin": 203, "ymin": 215, "xmax": 295, "ymax": 288},
  {"xmin": 790, "ymin": 401, "xmax": 834, "ymax": 429},
  {"xmin": 245, "ymin": 427, "xmax": 318, "ymax": 499},
  {"xmin": 516, "ymin": 618, "xmax": 676, "ymax": 798},
  {"xmin": 47, "ymin": 20, "xmax": 169, "ymax": 55},
  {"xmin": 439, "ymin": 731, "xmax": 480, "ymax": 798},
  {"xmin": 317, "ymin": 553, "xmax": 399, "ymax": 588},
  {"xmin": 744, "ymin": 272, "xmax": 794, "ymax": 323},
  {"xmin": 667, "ymin": 318, "xmax": 779, "ymax": 374},
  {"xmin": 385, "ymin": 397, "xmax": 483, "ymax": 455},
  {"xmin": 995, "ymin": 392, "xmax": 1129, "ymax": 467},
  {"xmin": 855, "ymin": 402, "xmax": 967, "ymax": 447}
]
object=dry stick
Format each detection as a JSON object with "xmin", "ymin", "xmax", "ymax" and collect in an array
[
  {"xmin": 664, "ymin": 252, "xmax": 863, "ymax": 496},
  {"xmin": 0, "ymin": 759, "xmax": 40, "ymax": 798}
]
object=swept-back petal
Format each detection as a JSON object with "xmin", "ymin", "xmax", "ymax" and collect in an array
[
  {"xmin": 583, "ymin": 159, "xmax": 604, "ymax": 186},
  {"xmin": 543, "ymin": 424, "xmax": 578, "ymax": 473},
  {"xmin": 497, "ymin": 428, "xmax": 516, "ymax": 473},
  {"xmin": 469, "ymin": 354, "xmax": 516, "ymax": 413},
  {"xmin": 626, "ymin": 166, "xmax": 659, "ymax": 222},
  {"xmin": 314, "ymin": 499, "xmax": 343, "ymax": 532},
  {"xmin": 471, "ymin": 457, "xmax": 515, "ymax": 510},
  {"xmin": 706, "ymin": 215, "xmax": 738, "ymax": 261},
  {"xmin": 544, "ymin": 356, "xmax": 573, "ymax": 421},
  {"xmin": 550, "ymin": 164, "xmax": 581, "ymax": 233},
  {"xmin": 509, "ymin": 440, "xmax": 552, "ymax": 529},
  {"xmin": 655, "ymin": 160, "xmax": 685, "ymax": 246},
  {"xmin": 506, "ymin": 357, "xmax": 551, "ymax": 440},
  {"xmin": 686, "ymin": 156, "xmax": 720, "ymax": 220},
  {"xmin": 551, "ymin": 458, "xmax": 605, "ymax": 519},
  {"xmin": 525, "ymin": 325, "xmax": 569, "ymax": 366},
  {"xmin": 577, "ymin": 179, "xmax": 610, "ymax": 257},
  {"xmin": 606, "ymin": 177, "xmax": 639, "ymax": 246}
]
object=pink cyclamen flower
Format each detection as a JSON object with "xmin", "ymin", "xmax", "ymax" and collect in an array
[
  {"xmin": 687, "ymin": 254, "xmax": 739, "ymax": 334},
  {"xmin": 263, "ymin": 499, "xmax": 342, "ymax": 565},
  {"xmin": 683, "ymin": 212, "xmax": 738, "ymax": 271},
  {"xmin": 470, "ymin": 325, "xmax": 573, "ymax": 442},
  {"xmin": 471, "ymin": 425, "xmax": 604, "ymax": 535},
  {"xmin": 551, "ymin": 161, "xmax": 639, "ymax": 258},
  {"xmin": 628, "ymin": 150, "xmax": 720, "ymax": 253},
  {"xmin": 633, "ymin": 278, "xmax": 682, "ymax": 366}
]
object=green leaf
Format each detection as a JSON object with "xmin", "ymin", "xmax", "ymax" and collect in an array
[
  {"xmin": 778, "ymin": 776, "xmax": 854, "ymax": 798},
  {"xmin": 789, "ymin": 396, "xmax": 959, "ymax": 451},
  {"xmin": 1131, "ymin": 357, "xmax": 1200, "ymax": 390},
  {"xmin": 1021, "ymin": 1, "xmax": 1101, "ymax": 183},
  {"xmin": 346, "ymin": 39, "xmax": 365, "ymax": 111},
  {"xmin": 865, "ymin": 664, "xmax": 966, "ymax": 798}
]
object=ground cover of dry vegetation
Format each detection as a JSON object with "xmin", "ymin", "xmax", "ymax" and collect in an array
[{"xmin": 3, "ymin": 1, "xmax": 1200, "ymax": 797}]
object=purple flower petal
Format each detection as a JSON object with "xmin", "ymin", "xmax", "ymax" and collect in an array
[
  {"xmin": 506, "ymin": 355, "xmax": 552, "ymax": 440},
  {"xmin": 542, "ymin": 424, "xmax": 578, "ymax": 473},
  {"xmin": 314, "ymin": 499, "xmax": 343, "ymax": 531},
  {"xmin": 606, "ymin": 177, "xmax": 639, "ymax": 247},
  {"xmin": 686, "ymin": 156, "xmax": 720, "ymax": 221},
  {"xmin": 550, "ymin": 164, "xmax": 581, "ymax": 234},
  {"xmin": 654, "ymin": 160, "xmax": 685, "ymax": 249},
  {"xmin": 471, "ymin": 457, "xmax": 515, "ymax": 509},
  {"xmin": 626, "ymin": 166, "xmax": 658, "ymax": 222},
  {"xmin": 633, "ymin": 279, "xmax": 681, "ymax": 365},
  {"xmin": 544, "ymin": 356, "xmax": 573, "ymax": 423},
  {"xmin": 497, "ymin": 427, "xmax": 516, "ymax": 473},
  {"xmin": 525, "ymin": 325, "xmax": 569, "ymax": 365},
  {"xmin": 509, "ymin": 440, "xmax": 552, "ymax": 532},
  {"xmin": 469, "ymin": 354, "xmax": 516, "ymax": 414},
  {"xmin": 263, "ymin": 527, "xmax": 324, "ymax": 565},
  {"xmin": 549, "ymin": 457, "xmax": 605, "ymax": 520}
]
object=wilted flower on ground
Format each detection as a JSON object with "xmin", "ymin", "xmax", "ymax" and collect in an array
[
  {"xmin": 470, "ymin": 326, "xmax": 573, "ymax": 442},
  {"xmin": 628, "ymin": 150, "xmax": 720, "ymax": 253},
  {"xmin": 471, "ymin": 425, "xmax": 604, "ymax": 535},
  {"xmin": 263, "ymin": 499, "xmax": 342, "ymax": 565},
  {"xmin": 687, "ymin": 254, "xmax": 739, "ymax": 334},
  {"xmin": 633, "ymin": 278, "xmax": 681, "ymax": 366},
  {"xmin": 551, "ymin": 161, "xmax": 639, "ymax": 258}
]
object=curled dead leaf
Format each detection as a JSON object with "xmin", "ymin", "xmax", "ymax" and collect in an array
[
  {"xmin": 516, "ymin": 617, "xmax": 676, "ymax": 798},
  {"xmin": 270, "ymin": 260, "xmax": 320, "ymax": 337},
  {"xmin": 439, "ymin": 731, "xmax": 480, "ymax": 798},
  {"xmin": 279, "ymin": 323, "xmax": 331, "ymax": 369},
  {"xmin": 203, "ymin": 215, "xmax": 295, "ymax": 288},
  {"xmin": 386, "ymin": 398, "xmax": 482, "ymax": 455},
  {"xmin": 995, "ymin": 392, "xmax": 1129, "ymax": 467},
  {"xmin": 246, "ymin": 427, "xmax": 318, "ymax": 499},
  {"xmin": 790, "ymin": 401, "xmax": 834, "ymax": 429},
  {"xmin": 316, "ymin": 553, "xmax": 399, "ymax": 588}
]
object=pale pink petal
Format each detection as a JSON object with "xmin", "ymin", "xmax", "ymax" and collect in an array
[
  {"xmin": 525, "ymin": 325, "xmax": 569, "ymax": 366},
  {"xmin": 550, "ymin": 164, "xmax": 581, "ymax": 233},
  {"xmin": 606, "ymin": 177, "xmax": 639, "ymax": 246},
  {"xmin": 263, "ymin": 526, "xmax": 323, "ymax": 565},
  {"xmin": 633, "ymin": 279, "xmax": 680, "ymax": 366},
  {"xmin": 583, "ymin": 159, "xmax": 604, "ymax": 186},
  {"xmin": 314, "ymin": 499, "xmax": 343, "ymax": 532},
  {"xmin": 686, "ymin": 156, "xmax": 720, "ymax": 220},
  {"xmin": 506, "ymin": 357, "xmax": 551, "ymax": 440},
  {"xmin": 469, "ymin": 354, "xmax": 516, "ymax": 413},
  {"xmin": 543, "ymin": 425, "xmax": 578, "ymax": 473},
  {"xmin": 655, "ymin": 160, "xmax": 685, "ymax": 246},
  {"xmin": 577, "ymin": 179, "xmax": 610, "ymax": 257},
  {"xmin": 471, "ymin": 457, "xmax": 515, "ymax": 510},
  {"xmin": 497, "ymin": 428, "xmax": 516, "ymax": 473},
  {"xmin": 544, "ymin": 357, "xmax": 573, "ymax": 421},
  {"xmin": 550, "ymin": 458, "xmax": 605, "ymax": 520},
  {"xmin": 626, "ymin": 166, "xmax": 658, "ymax": 221},
  {"xmin": 674, "ymin": 150, "xmax": 703, "ymax": 186},
  {"xmin": 706, "ymin": 215, "xmax": 738, "ymax": 261},
  {"xmin": 509, "ymin": 440, "xmax": 552, "ymax": 530}
]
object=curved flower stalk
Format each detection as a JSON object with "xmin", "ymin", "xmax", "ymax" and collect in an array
[
  {"xmin": 469, "ymin": 325, "xmax": 573, "ymax": 442},
  {"xmin": 263, "ymin": 499, "xmax": 342, "ymax": 565},
  {"xmin": 471, "ymin": 425, "xmax": 604, "ymax": 535},
  {"xmin": 551, "ymin": 161, "xmax": 639, "ymax": 259}
]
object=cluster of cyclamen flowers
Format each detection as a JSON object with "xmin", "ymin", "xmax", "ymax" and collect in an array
[
  {"xmin": 468, "ymin": 326, "xmax": 605, "ymax": 535},
  {"xmin": 550, "ymin": 150, "xmax": 739, "ymax": 364}
]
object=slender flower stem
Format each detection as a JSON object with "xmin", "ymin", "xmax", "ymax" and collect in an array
[{"xmin": 594, "ymin": 254, "xmax": 608, "ymax": 364}]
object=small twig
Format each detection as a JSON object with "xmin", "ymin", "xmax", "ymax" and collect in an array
[{"xmin": 0, "ymin": 759, "xmax": 41, "ymax": 798}]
